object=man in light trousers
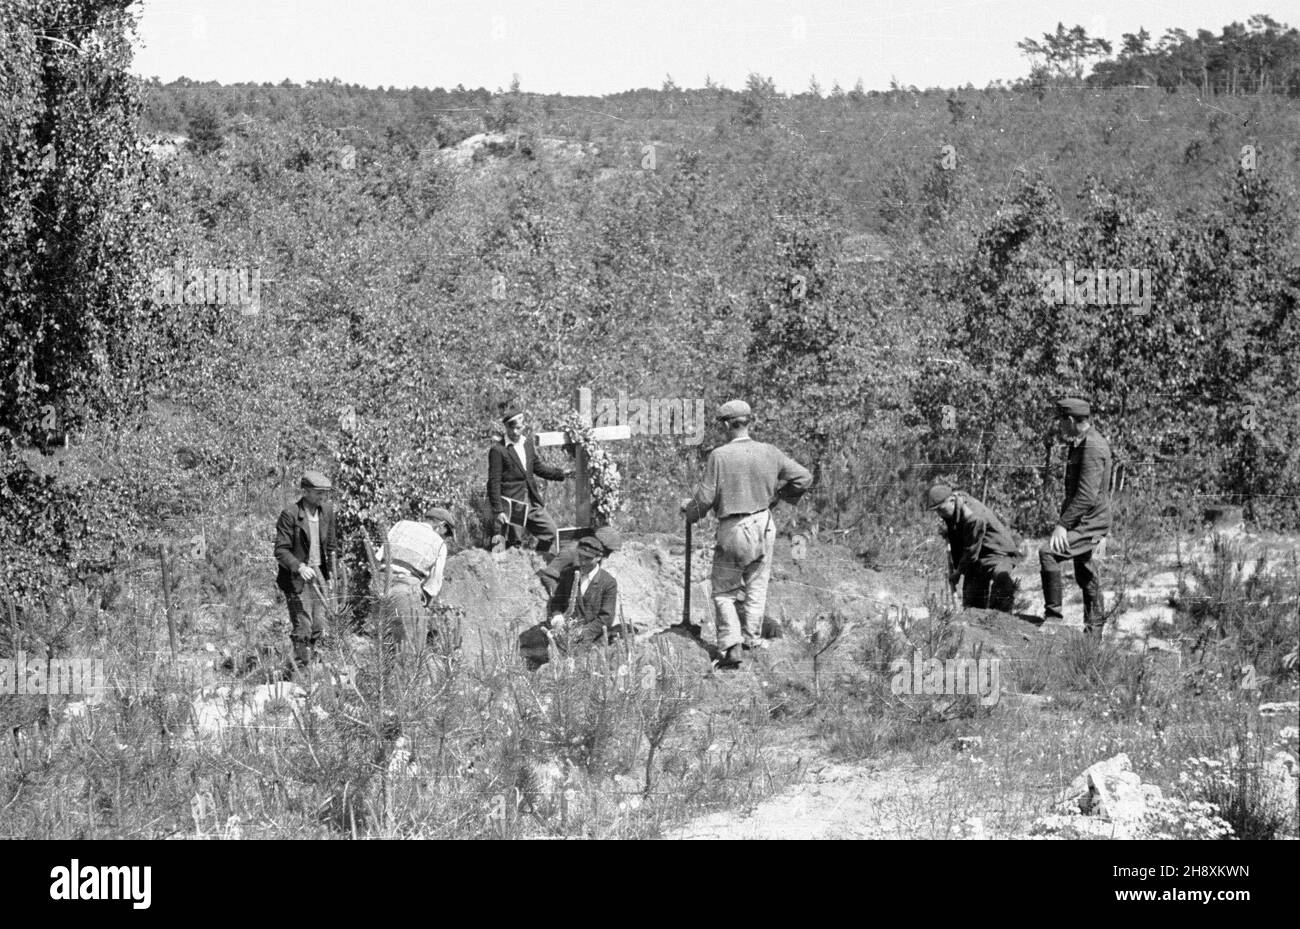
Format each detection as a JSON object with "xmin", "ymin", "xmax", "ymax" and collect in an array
[
  {"xmin": 682, "ymin": 400, "xmax": 812, "ymax": 669},
  {"xmin": 375, "ymin": 508, "xmax": 455, "ymax": 657}
]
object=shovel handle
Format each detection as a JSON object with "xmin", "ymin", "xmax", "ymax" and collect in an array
[{"xmin": 682, "ymin": 518, "xmax": 692, "ymax": 625}]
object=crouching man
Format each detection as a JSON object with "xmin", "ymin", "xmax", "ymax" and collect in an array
[
  {"xmin": 374, "ymin": 509, "xmax": 454, "ymax": 656},
  {"xmin": 548, "ymin": 536, "xmax": 626, "ymax": 648},
  {"xmin": 925, "ymin": 483, "xmax": 1022, "ymax": 612}
]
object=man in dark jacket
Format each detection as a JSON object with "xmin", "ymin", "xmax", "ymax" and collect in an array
[
  {"xmin": 926, "ymin": 484, "xmax": 1022, "ymax": 611},
  {"xmin": 539, "ymin": 526, "xmax": 623, "ymax": 617},
  {"xmin": 274, "ymin": 470, "xmax": 338, "ymax": 668},
  {"xmin": 486, "ymin": 405, "xmax": 573, "ymax": 555},
  {"xmin": 550, "ymin": 536, "xmax": 624, "ymax": 647},
  {"xmin": 1040, "ymin": 398, "xmax": 1113, "ymax": 635}
]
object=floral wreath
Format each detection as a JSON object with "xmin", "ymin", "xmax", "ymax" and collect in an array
[{"xmin": 559, "ymin": 412, "xmax": 623, "ymax": 523}]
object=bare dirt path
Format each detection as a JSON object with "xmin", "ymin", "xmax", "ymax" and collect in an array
[{"xmin": 667, "ymin": 751, "xmax": 946, "ymax": 839}]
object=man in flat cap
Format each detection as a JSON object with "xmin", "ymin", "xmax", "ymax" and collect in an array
[
  {"xmin": 487, "ymin": 403, "xmax": 574, "ymax": 557},
  {"xmin": 1041, "ymin": 398, "xmax": 1113, "ymax": 635},
  {"xmin": 538, "ymin": 525, "xmax": 623, "ymax": 618},
  {"xmin": 274, "ymin": 470, "xmax": 338, "ymax": 669},
  {"xmin": 550, "ymin": 535, "xmax": 624, "ymax": 647},
  {"xmin": 682, "ymin": 400, "xmax": 813, "ymax": 669},
  {"xmin": 375, "ymin": 509, "xmax": 455, "ymax": 655},
  {"xmin": 926, "ymin": 484, "xmax": 1022, "ymax": 612}
]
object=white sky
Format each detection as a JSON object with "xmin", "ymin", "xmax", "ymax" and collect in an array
[{"xmin": 130, "ymin": 0, "xmax": 1287, "ymax": 95}]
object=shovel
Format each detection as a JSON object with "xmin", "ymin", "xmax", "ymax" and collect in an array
[{"xmin": 676, "ymin": 517, "xmax": 701, "ymax": 638}]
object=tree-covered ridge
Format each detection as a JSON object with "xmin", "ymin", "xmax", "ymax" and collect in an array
[{"xmin": 1088, "ymin": 15, "xmax": 1300, "ymax": 94}]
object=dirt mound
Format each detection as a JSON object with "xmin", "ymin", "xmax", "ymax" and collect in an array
[
  {"xmin": 438, "ymin": 539, "xmax": 714, "ymax": 662},
  {"xmin": 437, "ymin": 534, "xmax": 921, "ymax": 664},
  {"xmin": 940, "ymin": 608, "xmax": 1047, "ymax": 658}
]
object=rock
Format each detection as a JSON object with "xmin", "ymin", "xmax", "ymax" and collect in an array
[
  {"xmin": 1056, "ymin": 753, "xmax": 1133, "ymax": 814},
  {"xmin": 1262, "ymin": 750, "xmax": 1299, "ymax": 832},
  {"xmin": 1001, "ymin": 692, "xmax": 1053, "ymax": 710},
  {"xmin": 529, "ymin": 760, "xmax": 565, "ymax": 796},
  {"xmin": 1028, "ymin": 813, "xmax": 1138, "ymax": 840},
  {"xmin": 961, "ymin": 816, "xmax": 987, "ymax": 838},
  {"xmin": 1092, "ymin": 769, "xmax": 1146, "ymax": 823},
  {"xmin": 1259, "ymin": 701, "xmax": 1299, "ymax": 717},
  {"xmin": 185, "ymin": 682, "xmax": 308, "ymax": 741},
  {"xmin": 1203, "ymin": 504, "xmax": 1244, "ymax": 530},
  {"xmin": 955, "ymin": 736, "xmax": 983, "ymax": 752}
]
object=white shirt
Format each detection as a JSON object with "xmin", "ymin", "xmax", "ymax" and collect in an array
[
  {"xmin": 305, "ymin": 510, "xmax": 322, "ymax": 567},
  {"xmin": 509, "ymin": 435, "xmax": 528, "ymax": 472},
  {"xmin": 578, "ymin": 565, "xmax": 598, "ymax": 599},
  {"xmin": 378, "ymin": 521, "xmax": 448, "ymax": 600}
]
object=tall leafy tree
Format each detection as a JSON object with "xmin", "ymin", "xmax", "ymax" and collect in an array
[{"xmin": 1, "ymin": 0, "xmax": 164, "ymax": 445}]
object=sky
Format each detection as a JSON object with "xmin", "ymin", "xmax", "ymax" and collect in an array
[{"xmin": 130, "ymin": 0, "xmax": 1286, "ymax": 95}]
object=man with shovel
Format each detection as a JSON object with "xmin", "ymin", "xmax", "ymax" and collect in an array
[
  {"xmin": 681, "ymin": 400, "xmax": 812, "ymax": 669},
  {"xmin": 274, "ymin": 470, "xmax": 338, "ymax": 670}
]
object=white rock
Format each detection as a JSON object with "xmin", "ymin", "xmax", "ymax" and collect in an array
[
  {"xmin": 1259, "ymin": 701, "xmax": 1299, "ymax": 717},
  {"xmin": 1091, "ymin": 769, "xmax": 1145, "ymax": 822},
  {"xmin": 1057, "ymin": 753, "xmax": 1132, "ymax": 813}
]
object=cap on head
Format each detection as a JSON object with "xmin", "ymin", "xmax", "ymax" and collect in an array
[
  {"xmin": 1056, "ymin": 397, "xmax": 1090, "ymax": 417},
  {"xmin": 926, "ymin": 483, "xmax": 953, "ymax": 509},
  {"xmin": 501, "ymin": 403, "xmax": 524, "ymax": 425},
  {"xmin": 578, "ymin": 536, "xmax": 604, "ymax": 557},
  {"xmin": 301, "ymin": 470, "xmax": 333, "ymax": 491},
  {"xmin": 425, "ymin": 507, "xmax": 455, "ymax": 531},
  {"xmin": 716, "ymin": 399, "xmax": 752, "ymax": 422},
  {"xmin": 593, "ymin": 526, "xmax": 623, "ymax": 553}
]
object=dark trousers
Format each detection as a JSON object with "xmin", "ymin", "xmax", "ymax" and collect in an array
[
  {"xmin": 960, "ymin": 553, "xmax": 1019, "ymax": 611},
  {"xmin": 1039, "ymin": 531, "xmax": 1104, "ymax": 630},
  {"xmin": 285, "ymin": 584, "xmax": 327, "ymax": 665},
  {"xmin": 504, "ymin": 504, "xmax": 558, "ymax": 555}
]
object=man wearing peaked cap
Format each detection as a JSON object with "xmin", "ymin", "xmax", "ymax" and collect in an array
[
  {"xmin": 545, "ymin": 533, "xmax": 624, "ymax": 649},
  {"xmin": 593, "ymin": 526, "xmax": 622, "ymax": 552},
  {"xmin": 926, "ymin": 483, "xmax": 1023, "ymax": 612},
  {"xmin": 274, "ymin": 470, "xmax": 338, "ymax": 670},
  {"xmin": 715, "ymin": 399, "xmax": 752, "ymax": 421},
  {"xmin": 681, "ymin": 399, "xmax": 813, "ymax": 669},
  {"xmin": 1041, "ymin": 397, "xmax": 1113, "ymax": 635},
  {"xmin": 538, "ymin": 525, "xmax": 623, "ymax": 625},
  {"xmin": 487, "ymin": 402, "xmax": 574, "ymax": 557}
]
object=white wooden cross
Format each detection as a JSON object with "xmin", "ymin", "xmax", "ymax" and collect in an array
[{"xmin": 535, "ymin": 388, "xmax": 632, "ymax": 535}]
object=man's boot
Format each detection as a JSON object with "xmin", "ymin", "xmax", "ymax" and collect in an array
[
  {"xmin": 1082, "ymin": 582, "xmax": 1105, "ymax": 637},
  {"xmin": 291, "ymin": 637, "xmax": 312, "ymax": 672},
  {"xmin": 1040, "ymin": 570, "xmax": 1064, "ymax": 622},
  {"xmin": 989, "ymin": 570, "xmax": 1018, "ymax": 613},
  {"xmin": 718, "ymin": 644, "xmax": 743, "ymax": 669}
]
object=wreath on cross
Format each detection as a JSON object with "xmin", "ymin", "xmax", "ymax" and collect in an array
[{"xmin": 560, "ymin": 412, "xmax": 623, "ymax": 523}]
